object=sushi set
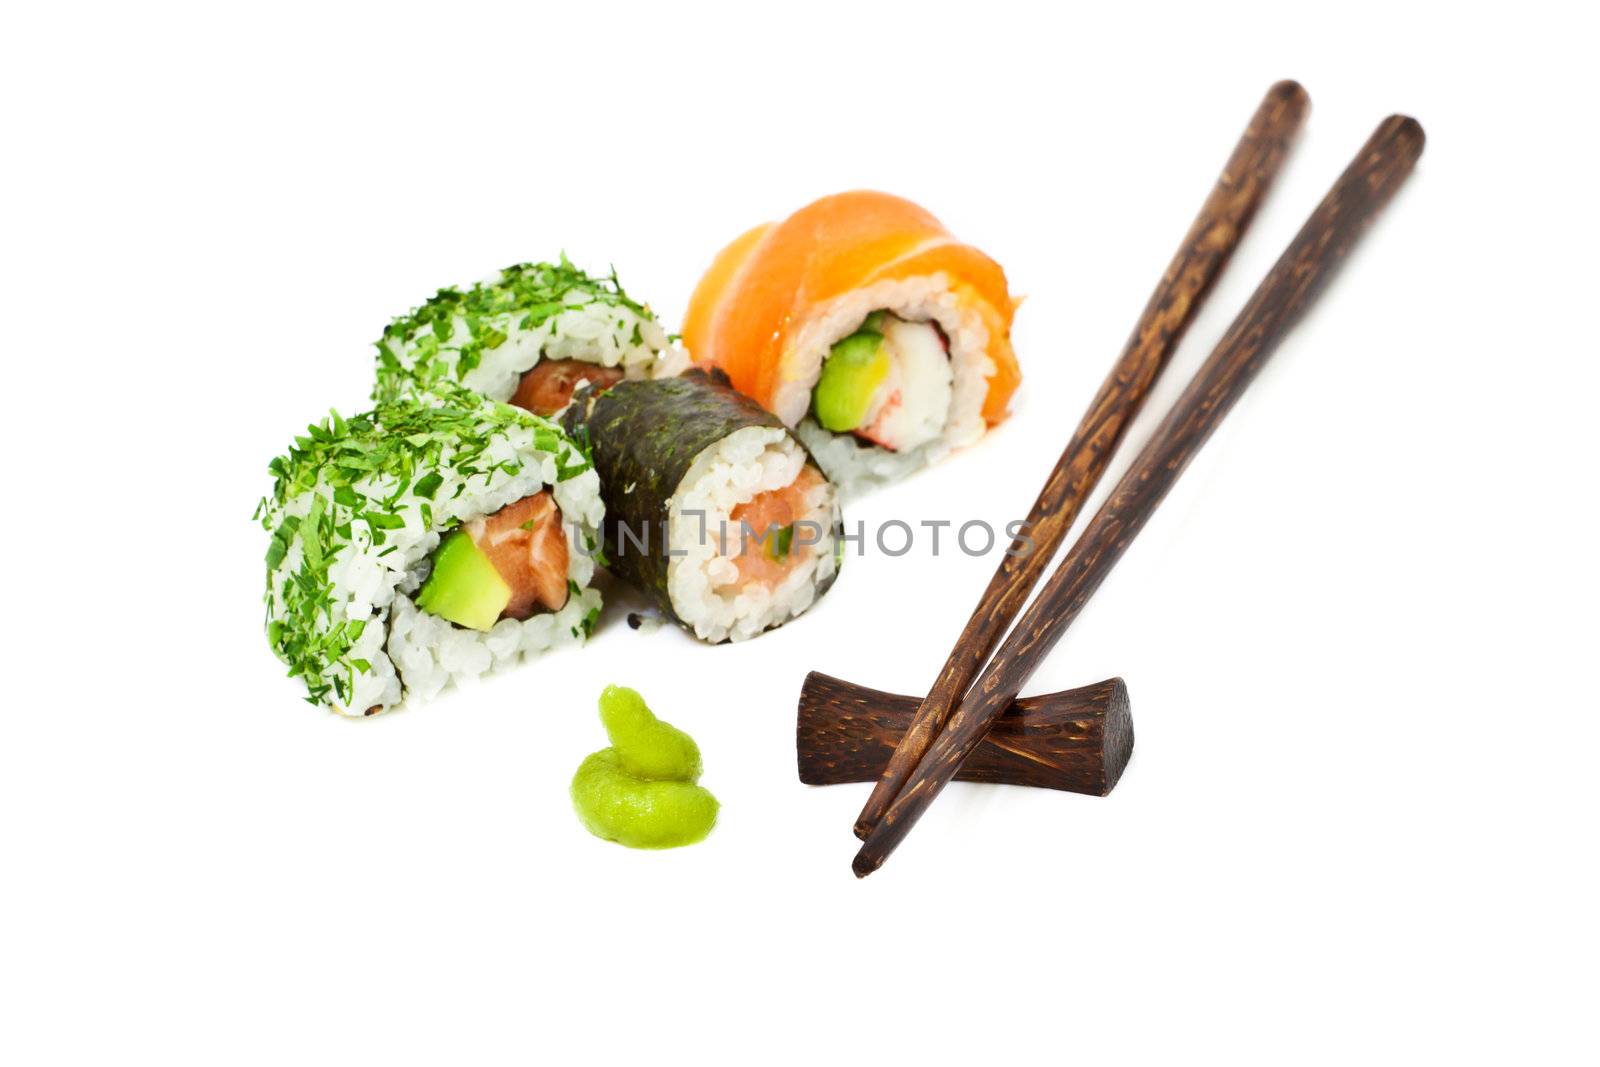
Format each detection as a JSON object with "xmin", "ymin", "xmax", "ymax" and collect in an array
[{"xmin": 256, "ymin": 81, "xmax": 1423, "ymax": 869}]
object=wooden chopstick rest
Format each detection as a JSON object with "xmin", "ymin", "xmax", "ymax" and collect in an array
[{"xmin": 797, "ymin": 673, "xmax": 1133, "ymax": 795}]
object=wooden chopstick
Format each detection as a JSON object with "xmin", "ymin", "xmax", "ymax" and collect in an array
[
  {"xmin": 851, "ymin": 81, "xmax": 1311, "ymax": 839},
  {"xmin": 853, "ymin": 114, "xmax": 1427, "ymax": 876}
]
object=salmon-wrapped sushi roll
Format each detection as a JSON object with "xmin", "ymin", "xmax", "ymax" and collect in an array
[
  {"xmin": 258, "ymin": 384, "xmax": 604, "ymax": 716},
  {"xmin": 374, "ymin": 257, "xmax": 678, "ymax": 415},
  {"xmin": 683, "ymin": 191, "xmax": 1021, "ymax": 493},
  {"xmin": 564, "ymin": 370, "xmax": 841, "ymax": 644}
]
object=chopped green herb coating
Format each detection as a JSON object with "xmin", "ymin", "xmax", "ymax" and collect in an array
[
  {"xmin": 373, "ymin": 256, "xmax": 666, "ymax": 405},
  {"xmin": 257, "ymin": 382, "xmax": 599, "ymax": 712}
]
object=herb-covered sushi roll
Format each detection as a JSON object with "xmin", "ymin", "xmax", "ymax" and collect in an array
[
  {"xmin": 682, "ymin": 191, "xmax": 1021, "ymax": 495},
  {"xmin": 373, "ymin": 257, "xmax": 676, "ymax": 415},
  {"xmin": 563, "ymin": 370, "xmax": 841, "ymax": 644},
  {"xmin": 258, "ymin": 385, "xmax": 604, "ymax": 716}
]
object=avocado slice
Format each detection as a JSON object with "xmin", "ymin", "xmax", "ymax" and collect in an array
[
  {"xmin": 414, "ymin": 530, "xmax": 511, "ymax": 631},
  {"xmin": 763, "ymin": 523, "xmax": 795, "ymax": 564},
  {"xmin": 813, "ymin": 326, "xmax": 890, "ymax": 432}
]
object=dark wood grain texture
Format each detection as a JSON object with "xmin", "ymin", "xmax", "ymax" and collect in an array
[
  {"xmin": 850, "ymin": 81, "xmax": 1310, "ymax": 839},
  {"xmin": 853, "ymin": 114, "xmax": 1427, "ymax": 877},
  {"xmin": 798, "ymin": 673, "xmax": 1132, "ymax": 794}
]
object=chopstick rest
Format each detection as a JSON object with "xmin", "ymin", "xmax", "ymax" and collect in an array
[{"xmin": 797, "ymin": 673, "xmax": 1132, "ymax": 795}]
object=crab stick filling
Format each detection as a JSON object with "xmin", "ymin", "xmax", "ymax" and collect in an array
[{"xmin": 810, "ymin": 313, "xmax": 952, "ymax": 452}]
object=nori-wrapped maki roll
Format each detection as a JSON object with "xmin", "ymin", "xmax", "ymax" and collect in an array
[{"xmin": 564, "ymin": 370, "xmax": 841, "ymax": 643}]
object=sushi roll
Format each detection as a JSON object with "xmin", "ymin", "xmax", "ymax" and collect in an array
[
  {"xmin": 563, "ymin": 370, "xmax": 841, "ymax": 643},
  {"xmin": 258, "ymin": 384, "xmax": 604, "ymax": 716},
  {"xmin": 373, "ymin": 257, "xmax": 677, "ymax": 415},
  {"xmin": 682, "ymin": 191, "xmax": 1021, "ymax": 495}
]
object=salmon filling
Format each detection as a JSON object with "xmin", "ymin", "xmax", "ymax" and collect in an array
[
  {"xmin": 467, "ymin": 491, "xmax": 570, "ymax": 618},
  {"xmin": 411, "ymin": 489, "xmax": 573, "ymax": 632},
  {"xmin": 727, "ymin": 466, "xmax": 824, "ymax": 588},
  {"xmin": 510, "ymin": 359, "xmax": 625, "ymax": 416}
]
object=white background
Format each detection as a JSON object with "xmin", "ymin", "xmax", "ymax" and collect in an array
[{"xmin": 4, "ymin": 2, "xmax": 1596, "ymax": 1063}]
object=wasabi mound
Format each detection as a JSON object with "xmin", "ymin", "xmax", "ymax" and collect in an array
[{"xmin": 570, "ymin": 686, "xmax": 718, "ymax": 849}]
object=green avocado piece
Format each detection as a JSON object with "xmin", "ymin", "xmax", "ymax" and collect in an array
[
  {"xmin": 763, "ymin": 523, "xmax": 795, "ymax": 564},
  {"xmin": 414, "ymin": 530, "xmax": 511, "ymax": 631},
  {"xmin": 598, "ymin": 684, "xmax": 703, "ymax": 781},
  {"xmin": 570, "ymin": 749, "xmax": 719, "ymax": 849},
  {"xmin": 572, "ymin": 686, "xmax": 718, "ymax": 849},
  {"xmin": 812, "ymin": 325, "xmax": 889, "ymax": 432}
]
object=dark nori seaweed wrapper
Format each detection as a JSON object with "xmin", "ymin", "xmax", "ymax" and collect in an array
[{"xmin": 563, "ymin": 369, "xmax": 841, "ymax": 638}]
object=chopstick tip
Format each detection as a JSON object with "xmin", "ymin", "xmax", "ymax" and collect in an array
[
  {"xmin": 1387, "ymin": 114, "xmax": 1426, "ymax": 154},
  {"xmin": 1261, "ymin": 79, "xmax": 1311, "ymax": 129},
  {"xmin": 1368, "ymin": 114, "xmax": 1426, "ymax": 169},
  {"xmin": 851, "ymin": 848, "xmax": 881, "ymax": 879},
  {"xmin": 1268, "ymin": 78, "xmax": 1309, "ymax": 106}
]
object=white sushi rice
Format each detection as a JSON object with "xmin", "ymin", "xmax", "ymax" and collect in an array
[
  {"xmin": 264, "ymin": 414, "xmax": 603, "ymax": 717},
  {"xmin": 456, "ymin": 295, "xmax": 671, "ymax": 402},
  {"xmin": 414, "ymin": 291, "xmax": 670, "ymax": 404},
  {"xmin": 773, "ymin": 274, "xmax": 996, "ymax": 497},
  {"xmin": 665, "ymin": 426, "xmax": 839, "ymax": 643}
]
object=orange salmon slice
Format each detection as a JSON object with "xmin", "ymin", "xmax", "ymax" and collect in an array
[{"xmin": 683, "ymin": 191, "xmax": 1020, "ymax": 426}]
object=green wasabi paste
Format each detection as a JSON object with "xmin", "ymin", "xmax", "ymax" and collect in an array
[{"xmin": 570, "ymin": 686, "xmax": 718, "ymax": 849}]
